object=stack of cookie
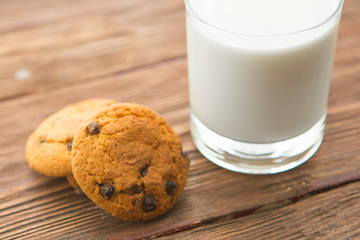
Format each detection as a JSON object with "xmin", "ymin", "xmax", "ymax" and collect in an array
[{"xmin": 25, "ymin": 99, "xmax": 189, "ymax": 221}]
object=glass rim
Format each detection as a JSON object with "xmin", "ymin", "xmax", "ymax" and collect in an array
[{"xmin": 185, "ymin": 0, "xmax": 344, "ymax": 37}]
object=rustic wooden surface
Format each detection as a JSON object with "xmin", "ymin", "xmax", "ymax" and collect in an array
[
  {"xmin": 0, "ymin": 0, "xmax": 359, "ymax": 239},
  {"xmin": 161, "ymin": 181, "xmax": 360, "ymax": 239}
]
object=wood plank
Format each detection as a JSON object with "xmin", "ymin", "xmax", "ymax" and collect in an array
[
  {"xmin": 0, "ymin": 0, "xmax": 146, "ymax": 33},
  {"xmin": 1, "ymin": 58, "xmax": 360, "ymax": 239},
  {"xmin": 0, "ymin": 0, "xmax": 185, "ymax": 101},
  {"xmin": 160, "ymin": 181, "xmax": 360, "ymax": 239}
]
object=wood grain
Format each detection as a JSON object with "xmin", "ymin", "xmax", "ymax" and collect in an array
[
  {"xmin": 1, "ymin": 59, "xmax": 360, "ymax": 239},
  {"xmin": 0, "ymin": 0, "xmax": 359, "ymax": 239},
  {"xmin": 0, "ymin": 0, "xmax": 186, "ymax": 101},
  {"xmin": 160, "ymin": 181, "xmax": 360, "ymax": 239}
]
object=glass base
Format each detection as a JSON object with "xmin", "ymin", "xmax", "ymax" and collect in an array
[{"xmin": 191, "ymin": 113, "xmax": 325, "ymax": 174}]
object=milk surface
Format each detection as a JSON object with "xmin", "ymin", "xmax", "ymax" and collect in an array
[
  {"xmin": 187, "ymin": 0, "xmax": 341, "ymax": 143},
  {"xmin": 190, "ymin": 0, "xmax": 338, "ymax": 36}
]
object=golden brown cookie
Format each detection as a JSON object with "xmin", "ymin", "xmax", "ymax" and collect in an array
[
  {"xmin": 71, "ymin": 103, "xmax": 189, "ymax": 221},
  {"xmin": 25, "ymin": 99, "xmax": 116, "ymax": 177}
]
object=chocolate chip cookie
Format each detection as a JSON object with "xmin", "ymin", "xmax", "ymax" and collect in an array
[
  {"xmin": 25, "ymin": 99, "xmax": 116, "ymax": 176},
  {"xmin": 71, "ymin": 103, "xmax": 189, "ymax": 221}
]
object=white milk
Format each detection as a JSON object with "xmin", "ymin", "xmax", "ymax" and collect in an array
[{"xmin": 186, "ymin": 0, "xmax": 341, "ymax": 143}]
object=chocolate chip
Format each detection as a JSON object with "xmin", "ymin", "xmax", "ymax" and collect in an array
[
  {"xmin": 87, "ymin": 122, "xmax": 100, "ymax": 135},
  {"xmin": 120, "ymin": 184, "xmax": 143, "ymax": 195},
  {"xmin": 132, "ymin": 200, "xmax": 137, "ymax": 206},
  {"xmin": 166, "ymin": 180, "xmax": 177, "ymax": 195},
  {"xmin": 115, "ymin": 143, "xmax": 118, "ymax": 147},
  {"xmin": 142, "ymin": 195, "xmax": 157, "ymax": 212},
  {"xmin": 67, "ymin": 142, "xmax": 72, "ymax": 151},
  {"xmin": 131, "ymin": 185, "xmax": 141, "ymax": 194},
  {"xmin": 140, "ymin": 166, "xmax": 149, "ymax": 177},
  {"xmin": 100, "ymin": 184, "xmax": 114, "ymax": 199},
  {"xmin": 39, "ymin": 139, "xmax": 46, "ymax": 143},
  {"xmin": 181, "ymin": 151, "xmax": 188, "ymax": 158}
]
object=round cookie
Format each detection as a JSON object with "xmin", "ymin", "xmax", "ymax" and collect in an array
[
  {"xmin": 25, "ymin": 99, "xmax": 116, "ymax": 177},
  {"xmin": 71, "ymin": 103, "xmax": 189, "ymax": 221}
]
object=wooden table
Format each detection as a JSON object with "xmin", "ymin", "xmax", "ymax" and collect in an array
[{"xmin": 1, "ymin": 0, "xmax": 359, "ymax": 239}]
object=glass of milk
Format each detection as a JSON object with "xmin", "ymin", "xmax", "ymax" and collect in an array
[{"xmin": 185, "ymin": 0, "xmax": 344, "ymax": 174}]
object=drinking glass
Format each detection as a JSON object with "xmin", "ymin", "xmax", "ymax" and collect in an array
[{"xmin": 185, "ymin": 0, "xmax": 344, "ymax": 174}]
